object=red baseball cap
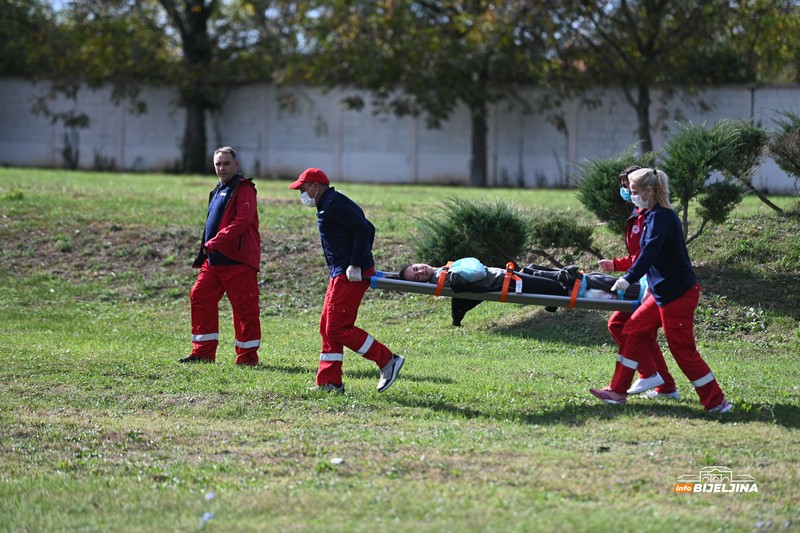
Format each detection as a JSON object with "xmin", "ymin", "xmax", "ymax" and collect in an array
[{"xmin": 288, "ymin": 167, "xmax": 330, "ymax": 189}]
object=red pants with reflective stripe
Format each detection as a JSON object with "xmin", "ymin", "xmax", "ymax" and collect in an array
[
  {"xmin": 610, "ymin": 283, "xmax": 725, "ymax": 409},
  {"xmin": 608, "ymin": 294, "xmax": 676, "ymax": 393},
  {"xmin": 190, "ymin": 262, "xmax": 261, "ymax": 365},
  {"xmin": 317, "ymin": 267, "xmax": 393, "ymax": 386}
]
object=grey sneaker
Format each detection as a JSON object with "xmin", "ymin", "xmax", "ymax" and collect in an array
[
  {"xmin": 310, "ymin": 383, "xmax": 345, "ymax": 394},
  {"xmin": 707, "ymin": 399, "xmax": 733, "ymax": 413},
  {"xmin": 377, "ymin": 354, "xmax": 405, "ymax": 392}
]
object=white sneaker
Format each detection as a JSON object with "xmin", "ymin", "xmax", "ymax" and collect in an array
[
  {"xmin": 645, "ymin": 389, "xmax": 681, "ymax": 400},
  {"xmin": 627, "ymin": 372, "xmax": 665, "ymax": 394},
  {"xmin": 707, "ymin": 399, "xmax": 733, "ymax": 413},
  {"xmin": 377, "ymin": 354, "xmax": 405, "ymax": 392}
]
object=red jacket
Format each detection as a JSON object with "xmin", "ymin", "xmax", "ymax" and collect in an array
[
  {"xmin": 193, "ymin": 176, "xmax": 261, "ymax": 271},
  {"xmin": 612, "ymin": 208, "xmax": 646, "ymax": 272}
]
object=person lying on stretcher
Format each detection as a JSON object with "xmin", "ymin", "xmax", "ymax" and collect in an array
[{"xmin": 397, "ymin": 257, "xmax": 645, "ymax": 326}]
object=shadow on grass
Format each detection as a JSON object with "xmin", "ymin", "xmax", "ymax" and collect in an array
[
  {"xmin": 344, "ymin": 368, "xmax": 456, "ymax": 385},
  {"xmin": 265, "ymin": 362, "xmax": 456, "ymax": 385},
  {"xmin": 392, "ymin": 396, "xmax": 800, "ymax": 429},
  {"xmin": 696, "ymin": 266, "xmax": 800, "ymax": 322},
  {"xmin": 260, "ymin": 363, "xmax": 309, "ymax": 375},
  {"xmin": 487, "ymin": 307, "xmax": 612, "ymax": 346}
]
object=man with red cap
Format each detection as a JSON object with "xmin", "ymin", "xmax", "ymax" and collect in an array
[
  {"xmin": 289, "ymin": 167, "xmax": 404, "ymax": 393},
  {"xmin": 180, "ymin": 146, "xmax": 261, "ymax": 366}
]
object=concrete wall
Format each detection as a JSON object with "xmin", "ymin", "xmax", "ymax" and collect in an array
[{"xmin": 1, "ymin": 77, "xmax": 798, "ymax": 193}]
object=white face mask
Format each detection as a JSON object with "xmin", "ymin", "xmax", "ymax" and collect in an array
[
  {"xmin": 631, "ymin": 194, "xmax": 648, "ymax": 210},
  {"xmin": 300, "ymin": 186, "xmax": 316, "ymax": 207}
]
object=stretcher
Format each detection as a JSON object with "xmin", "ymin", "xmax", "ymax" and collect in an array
[{"xmin": 366, "ymin": 271, "xmax": 641, "ymax": 313}]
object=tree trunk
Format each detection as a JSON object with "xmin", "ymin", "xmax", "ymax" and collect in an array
[
  {"xmin": 182, "ymin": 96, "xmax": 207, "ymax": 174},
  {"xmin": 161, "ymin": 0, "xmax": 213, "ymax": 174},
  {"xmin": 469, "ymin": 106, "xmax": 488, "ymax": 187},
  {"xmin": 681, "ymin": 204, "xmax": 690, "ymax": 241},
  {"xmin": 746, "ymin": 183, "xmax": 784, "ymax": 213},
  {"xmin": 636, "ymin": 84, "xmax": 653, "ymax": 154}
]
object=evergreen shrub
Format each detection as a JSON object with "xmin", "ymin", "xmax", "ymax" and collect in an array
[
  {"xmin": 660, "ymin": 120, "xmax": 742, "ymax": 241},
  {"xmin": 573, "ymin": 145, "xmax": 655, "ymax": 235},
  {"xmin": 413, "ymin": 197, "xmax": 529, "ymax": 266},
  {"xmin": 768, "ymin": 111, "xmax": 800, "ymax": 184},
  {"xmin": 527, "ymin": 212, "xmax": 599, "ymax": 267}
]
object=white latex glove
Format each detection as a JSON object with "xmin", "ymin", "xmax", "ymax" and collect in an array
[
  {"xmin": 346, "ymin": 265, "xmax": 362, "ymax": 282},
  {"xmin": 598, "ymin": 259, "xmax": 614, "ymax": 272},
  {"xmin": 610, "ymin": 277, "xmax": 630, "ymax": 293}
]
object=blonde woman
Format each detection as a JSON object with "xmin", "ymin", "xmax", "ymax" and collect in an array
[
  {"xmin": 598, "ymin": 165, "xmax": 679, "ymax": 400},
  {"xmin": 590, "ymin": 168, "xmax": 731, "ymax": 413}
]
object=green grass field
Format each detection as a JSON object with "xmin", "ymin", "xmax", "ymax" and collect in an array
[{"xmin": 1, "ymin": 168, "xmax": 798, "ymax": 532}]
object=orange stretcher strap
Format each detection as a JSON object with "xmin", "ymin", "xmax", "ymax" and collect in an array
[
  {"xmin": 568, "ymin": 271, "xmax": 584, "ymax": 310},
  {"xmin": 434, "ymin": 261, "xmax": 454, "ymax": 297},
  {"xmin": 500, "ymin": 262, "xmax": 521, "ymax": 303}
]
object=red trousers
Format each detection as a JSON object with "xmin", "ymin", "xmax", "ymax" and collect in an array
[
  {"xmin": 317, "ymin": 267, "xmax": 393, "ymax": 386},
  {"xmin": 609, "ymin": 283, "xmax": 725, "ymax": 409},
  {"xmin": 190, "ymin": 262, "xmax": 261, "ymax": 365},
  {"xmin": 608, "ymin": 294, "xmax": 677, "ymax": 394}
]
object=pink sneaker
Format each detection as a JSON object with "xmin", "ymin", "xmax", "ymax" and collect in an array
[{"xmin": 589, "ymin": 387, "xmax": 627, "ymax": 405}]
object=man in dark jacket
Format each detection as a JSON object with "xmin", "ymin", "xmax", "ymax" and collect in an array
[
  {"xmin": 290, "ymin": 167, "xmax": 404, "ymax": 393},
  {"xmin": 180, "ymin": 146, "xmax": 261, "ymax": 365}
]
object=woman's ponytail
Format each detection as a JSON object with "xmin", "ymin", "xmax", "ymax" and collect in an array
[{"xmin": 653, "ymin": 169, "xmax": 672, "ymax": 209}]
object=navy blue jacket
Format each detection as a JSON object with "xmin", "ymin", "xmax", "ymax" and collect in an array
[
  {"xmin": 622, "ymin": 204, "xmax": 697, "ymax": 306},
  {"xmin": 316, "ymin": 188, "xmax": 375, "ymax": 278}
]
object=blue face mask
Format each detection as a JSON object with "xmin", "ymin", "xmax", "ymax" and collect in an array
[{"xmin": 619, "ymin": 187, "xmax": 632, "ymax": 202}]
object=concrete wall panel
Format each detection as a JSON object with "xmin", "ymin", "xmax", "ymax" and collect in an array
[{"xmin": 0, "ymin": 78, "xmax": 798, "ymax": 193}]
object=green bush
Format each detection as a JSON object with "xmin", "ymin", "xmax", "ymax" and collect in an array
[
  {"xmin": 768, "ymin": 111, "xmax": 800, "ymax": 184},
  {"xmin": 527, "ymin": 212, "xmax": 600, "ymax": 267},
  {"xmin": 413, "ymin": 197, "xmax": 529, "ymax": 266},
  {"xmin": 715, "ymin": 119, "xmax": 783, "ymax": 213},
  {"xmin": 696, "ymin": 181, "xmax": 744, "ymax": 228},
  {"xmin": 717, "ymin": 119, "xmax": 767, "ymax": 184},
  {"xmin": 660, "ymin": 120, "xmax": 743, "ymax": 241},
  {"xmin": 572, "ymin": 145, "xmax": 655, "ymax": 235}
]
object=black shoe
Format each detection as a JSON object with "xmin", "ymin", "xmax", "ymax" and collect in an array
[
  {"xmin": 545, "ymin": 306, "xmax": 558, "ymax": 313},
  {"xmin": 178, "ymin": 355, "xmax": 208, "ymax": 363},
  {"xmin": 451, "ymin": 298, "xmax": 482, "ymax": 326}
]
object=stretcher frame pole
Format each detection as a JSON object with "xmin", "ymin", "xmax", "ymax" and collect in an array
[{"xmin": 366, "ymin": 272, "xmax": 640, "ymax": 313}]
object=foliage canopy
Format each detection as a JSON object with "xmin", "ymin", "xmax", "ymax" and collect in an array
[
  {"xmin": 413, "ymin": 197, "xmax": 530, "ymax": 267},
  {"xmin": 573, "ymin": 146, "xmax": 655, "ymax": 236}
]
